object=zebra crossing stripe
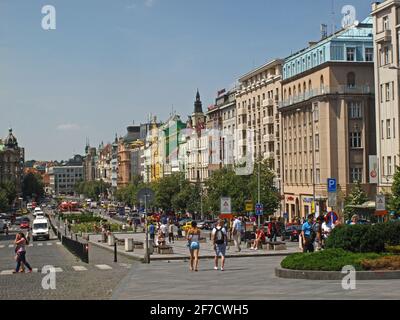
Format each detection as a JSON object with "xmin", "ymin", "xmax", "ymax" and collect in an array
[
  {"xmin": 28, "ymin": 244, "xmax": 33, "ymax": 247},
  {"xmin": 72, "ymin": 266, "xmax": 88, "ymax": 271},
  {"xmin": 54, "ymin": 267, "xmax": 63, "ymax": 272},
  {"xmin": 37, "ymin": 243, "xmax": 43, "ymax": 246},
  {"xmin": 32, "ymin": 268, "xmax": 39, "ymax": 273},
  {"xmin": 0, "ymin": 270, "xmax": 14, "ymax": 275},
  {"xmin": 0, "ymin": 245, "xmax": 4, "ymax": 248},
  {"xmin": 46, "ymin": 243, "xmax": 53, "ymax": 246},
  {"xmin": 56, "ymin": 242, "xmax": 62, "ymax": 245},
  {"xmin": 95, "ymin": 264, "xmax": 113, "ymax": 270},
  {"xmin": 8, "ymin": 244, "xmax": 13, "ymax": 248}
]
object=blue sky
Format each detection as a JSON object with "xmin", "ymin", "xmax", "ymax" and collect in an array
[{"xmin": 0, "ymin": 0, "xmax": 372, "ymax": 160}]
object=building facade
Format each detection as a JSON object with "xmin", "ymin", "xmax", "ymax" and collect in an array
[
  {"xmin": 48, "ymin": 155, "xmax": 84, "ymax": 195},
  {"xmin": 236, "ymin": 60, "xmax": 283, "ymax": 176},
  {"xmin": 372, "ymin": 0, "xmax": 400, "ymax": 193},
  {"xmin": 280, "ymin": 18, "xmax": 376, "ymax": 221},
  {"xmin": 0, "ymin": 129, "xmax": 24, "ymax": 194}
]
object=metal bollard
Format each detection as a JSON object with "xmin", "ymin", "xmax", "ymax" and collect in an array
[{"xmin": 114, "ymin": 240, "xmax": 117, "ymax": 263}]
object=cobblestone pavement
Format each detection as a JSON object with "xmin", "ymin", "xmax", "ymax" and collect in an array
[
  {"xmin": 112, "ymin": 256, "xmax": 400, "ymax": 300},
  {"xmin": 0, "ymin": 227, "xmax": 135, "ymax": 300}
]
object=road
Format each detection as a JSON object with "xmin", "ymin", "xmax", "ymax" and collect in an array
[{"xmin": 0, "ymin": 213, "xmax": 134, "ymax": 300}]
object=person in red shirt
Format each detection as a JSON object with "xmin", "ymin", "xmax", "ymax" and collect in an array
[{"xmin": 251, "ymin": 228, "xmax": 266, "ymax": 250}]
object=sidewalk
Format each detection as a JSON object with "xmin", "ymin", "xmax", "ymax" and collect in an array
[{"xmin": 88, "ymin": 232, "xmax": 299, "ymax": 262}]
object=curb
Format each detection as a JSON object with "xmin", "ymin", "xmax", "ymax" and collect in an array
[
  {"xmin": 275, "ymin": 267, "xmax": 400, "ymax": 280},
  {"xmin": 89, "ymin": 240, "xmax": 295, "ymax": 263}
]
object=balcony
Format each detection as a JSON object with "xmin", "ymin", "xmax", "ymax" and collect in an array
[
  {"xmin": 263, "ymin": 116, "xmax": 274, "ymax": 125},
  {"xmin": 237, "ymin": 107, "xmax": 247, "ymax": 116},
  {"xmin": 376, "ymin": 29, "xmax": 392, "ymax": 43},
  {"xmin": 262, "ymin": 99, "xmax": 274, "ymax": 107},
  {"xmin": 237, "ymin": 123, "xmax": 247, "ymax": 130},
  {"xmin": 263, "ymin": 134, "xmax": 275, "ymax": 142},
  {"xmin": 279, "ymin": 85, "xmax": 374, "ymax": 109}
]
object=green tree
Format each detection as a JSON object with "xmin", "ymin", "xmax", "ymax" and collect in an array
[
  {"xmin": 389, "ymin": 165, "xmax": 400, "ymax": 216},
  {"xmin": 248, "ymin": 159, "xmax": 280, "ymax": 216},
  {"xmin": 151, "ymin": 173, "xmax": 183, "ymax": 211},
  {"xmin": 22, "ymin": 173, "xmax": 45, "ymax": 201},
  {"xmin": 1, "ymin": 180, "xmax": 17, "ymax": 206},
  {"xmin": 0, "ymin": 189, "xmax": 9, "ymax": 211},
  {"xmin": 343, "ymin": 181, "xmax": 369, "ymax": 221}
]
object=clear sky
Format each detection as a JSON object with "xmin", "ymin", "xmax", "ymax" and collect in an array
[{"xmin": 0, "ymin": 0, "xmax": 372, "ymax": 161}]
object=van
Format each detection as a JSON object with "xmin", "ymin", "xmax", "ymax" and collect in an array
[{"xmin": 32, "ymin": 217, "xmax": 50, "ymax": 241}]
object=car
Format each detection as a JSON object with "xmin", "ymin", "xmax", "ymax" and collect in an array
[
  {"xmin": 32, "ymin": 217, "xmax": 50, "ymax": 241},
  {"xmin": 20, "ymin": 220, "xmax": 30, "ymax": 229},
  {"xmin": 283, "ymin": 225, "xmax": 302, "ymax": 242},
  {"xmin": 179, "ymin": 218, "xmax": 192, "ymax": 226},
  {"xmin": 33, "ymin": 210, "xmax": 45, "ymax": 217}
]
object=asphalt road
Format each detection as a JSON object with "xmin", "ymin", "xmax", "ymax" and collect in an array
[{"xmin": 0, "ymin": 217, "xmax": 134, "ymax": 300}]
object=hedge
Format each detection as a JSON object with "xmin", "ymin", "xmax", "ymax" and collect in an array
[
  {"xmin": 281, "ymin": 249, "xmax": 383, "ymax": 271},
  {"xmin": 325, "ymin": 221, "xmax": 400, "ymax": 253}
]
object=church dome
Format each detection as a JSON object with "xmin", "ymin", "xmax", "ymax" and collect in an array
[{"xmin": 4, "ymin": 128, "xmax": 18, "ymax": 148}]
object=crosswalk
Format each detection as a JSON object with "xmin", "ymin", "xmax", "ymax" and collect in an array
[
  {"xmin": 0, "ymin": 242, "xmax": 62, "ymax": 249},
  {"xmin": 0, "ymin": 263, "xmax": 131, "ymax": 276}
]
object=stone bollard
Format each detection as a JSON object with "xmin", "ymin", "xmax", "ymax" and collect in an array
[
  {"xmin": 108, "ymin": 234, "xmax": 115, "ymax": 246},
  {"xmin": 125, "ymin": 238, "xmax": 133, "ymax": 252}
]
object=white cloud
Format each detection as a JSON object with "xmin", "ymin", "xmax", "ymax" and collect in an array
[
  {"xmin": 145, "ymin": 0, "xmax": 155, "ymax": 7},
  {"xmin": 57, "ymin": 123, "xmax": 80, "ymax": 131}
]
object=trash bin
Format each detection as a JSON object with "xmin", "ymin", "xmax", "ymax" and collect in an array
[{"xmin": 125, "ymin": 238, "xmax": 133, "ymax": 252}]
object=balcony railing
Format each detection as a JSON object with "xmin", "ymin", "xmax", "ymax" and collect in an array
[
  {"xmin": 263, "ymin": 116, "xmax": 274, "ymax": 125},
  {"xmin": 279, "ymin": 85, "xmax": 374, "ymax": 109},
  {"xmin": 263, "ymin": 134, "xmax": 275, "ymax": 142},
  {"xmin": 262, "ymin": 99, "xmax": 274, "ymax": 107}
]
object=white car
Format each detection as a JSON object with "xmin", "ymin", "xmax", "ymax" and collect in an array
[
  {"xmin": 33, "ymin": 210, "xmax": 45, "ymax": 217},
  {"xmin": 32, "ymin": 217, "xmax": 50, "ymax": 241}
]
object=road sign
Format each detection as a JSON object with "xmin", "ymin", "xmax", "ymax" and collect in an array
[
  {"xmin": 137, "ymin": 188, "xmax": 155, "ymax": 203},
  {"xmin": 328, "ymin": 192, "xmax": 337, "ymax": 207},
  {"xmin": 220, "ymin": 197, "xmax": 231, "ymax": 214},
  {"xmin": 376, "ymin": 195, "xmax": 386, "ymax": 211},
  {"xmin": 245, "ymin": 200, "xmax": 253, "ymax": 212},
  {"xmin": 327, "ymin": 178, "xmax": 337, "ymax": 193},
  {"xmin": 255, "ymin": 203, "xmax": 263, "ymax": 216}
]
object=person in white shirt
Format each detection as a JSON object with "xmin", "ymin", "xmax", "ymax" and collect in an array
[
  {"xmin": 212, "ymin": 220, "xmax": 228, "ymax": 271},
  {"xmin": 168, "ymin": 222, "xmax": 175, "ymax": 243},
  {"xmin": 321, "ymin": 219, "xmax": 333, "ymax": 248},
  {"xmin": 232, "ymin": 217, "xmax": 242, "ymax": 252}
]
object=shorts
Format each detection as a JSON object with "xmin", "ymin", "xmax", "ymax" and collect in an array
[
  {"xmin": 215, "ymin": 244, "xmax": 226, "ymax": 257},
  {"xmin": 190, "ymin": 242, "xmax": 200, "ymax": 250}
]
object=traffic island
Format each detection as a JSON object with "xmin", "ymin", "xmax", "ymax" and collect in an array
[{"xmin": 276, "ymin": 248, "xmax": 400, "ymax": 280}]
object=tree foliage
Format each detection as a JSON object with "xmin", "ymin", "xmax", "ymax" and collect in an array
[
  {"xmin": 343, "ymin": 181, "xmax": 369, "ymax": 221},
  {"xmin": 22, "ymin": 173, "xmax": 45, "ymax": 201},
  {"xmin": 389, "ymin": 165, "xmax": 400, "ymax": 216}
]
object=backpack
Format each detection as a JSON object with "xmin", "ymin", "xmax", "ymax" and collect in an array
[{"xmin": 215, "ymin": 227, "xmax": 225, "ymax": 245}]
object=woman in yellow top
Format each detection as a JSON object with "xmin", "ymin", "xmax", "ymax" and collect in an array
[{"xmin": 187, "ymin": 221, "xmax": 201, "ymax": 272}]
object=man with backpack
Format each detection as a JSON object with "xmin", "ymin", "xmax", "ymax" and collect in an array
[
  {"xmin": 301, "ymin": 215, "xmax": 316, "ymax": 253},
  {"xmin": 212, "ymin": 220, "xmax": 227, "ymax": 271}
]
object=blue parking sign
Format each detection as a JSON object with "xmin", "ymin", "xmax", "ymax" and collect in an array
[{"xmin": 327, "ymin": 178, "xmax": 337, "ymax": 193}]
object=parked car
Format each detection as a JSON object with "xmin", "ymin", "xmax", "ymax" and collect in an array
[
  {"xmin": 284, "ymin": 225, "xmax": 302, "ymax": 242},
  {"xmin": 200, "ymin": 220, "xmax": 217, "ymax": 230}
]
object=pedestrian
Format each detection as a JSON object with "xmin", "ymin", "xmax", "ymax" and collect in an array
[
  {"xmin": 350, "ymin": 214, "xmax": 359, "ymax": 225},
  {"xmin": 13, "ymin": 232, "xmax": 33, "ymax": 274},
  {"xmin": 149, "ymin": 223, "xmax": 155, "ymax": 244},
  {"xmin": 232, "ymin": 216, "xmax": 242, "ymax": 252},
  {"xmin": 314, "ymin": 216, "xmax": 324, "ymax": 251},
  {"xmin": 321, "ymin": 216, "xmax": 333, "ymax": 247},
  {"xmin": 212, "ymin": 220, "xmax": 227, "ymax": 271},
  {"xmin": 251, "ymin": 227, "xmax": 266, "ymax": 250},
  {"xmin": 301, "ymin": 215, "xmax": 315, "ymax": 253},
  {"xmin": 160, "ymin": 222, "xmax": 168, "ymax": 239},
  {"xmin": 168, "ymin": 221, "xmax": 175, "ymax": 244},
  {"xmin": 268, "ymin": 218, "xmax": 278, "ymax": 242},
  {"xmin": 187, "ymin": 221, "xmax": 201, "ymax": 272}
]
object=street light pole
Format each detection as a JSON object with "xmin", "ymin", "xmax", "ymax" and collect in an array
[
  {"xmin": 144, "ymin": 194, "xmax": 150, "ymax": 264},
  {"xmin": 257, "ymin": 157, "xmax": 261, "ymax": 229}
]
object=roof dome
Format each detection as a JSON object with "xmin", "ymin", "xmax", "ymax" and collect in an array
[{"xmin": 4, "ymin": 128, "xmax": 18, "ymax": 148}]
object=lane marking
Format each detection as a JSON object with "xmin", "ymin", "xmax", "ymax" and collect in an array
[
  {"xmin": 95, "ymin": 264, "xmax": 113, "ymax": 270},
  {"xmin": 0, "ymin": 270, "xmax": 14, "ymax": 275},
  {"xmin": 72, "ymin": 266, "xmax": 88, "ymax": 271}
]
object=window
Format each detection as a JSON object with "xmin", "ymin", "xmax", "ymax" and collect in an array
[
  {"xmin": 347, "ymin": 47, "xmax": 355, "ymax": 61},
  {"xmin": 382, "ymin": 157, "xmax": 385, "ymax": 176},
  {"xmin": 350, "ymin": 132, "xmax": 362, "ymax": 148},
  {"xmin": 394, "ymin": 118, "xmax": 396, "ymax": 139},
  {"xmin": 349, "ymin": 101, "xmax": 362, "ymax": 119},
  {"xmin": 313, "ymin": 103, "xmax": 319, "ymax": 121},
  {"xmin": 383, "ymin": 16, "xmax": 389, "ymax": 31},
  {"xmin": 382, "ymin": 120, "xmax": 384, "ymax": 139},
  {"xmin": 316, "ymin": 169, "xmax": 321, "ymax": 184},
  {"xmin": 386, "ymin": 83, "xmax": 391, "ymax": 101},
  {"xmin": 315, "ymin": 134, "xmax": 320, "ymax": 151},
  {"xmin": 365, "ymin": 47, "xmax": 373, "ymax": 62},
  {"xmin": 388, "ymin": 156, "xmax": 392, "ymax": 176},
  {"xmin": 350, "ymin": 168, "xmax": 363, "ymax": 183},
  {"xmin": 387, "ymin": 119, "xmax": 391, "ymax": 139},
  {"xmin": 347, "ymin": 72, "xmax": 356, "ymax": 88}
]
